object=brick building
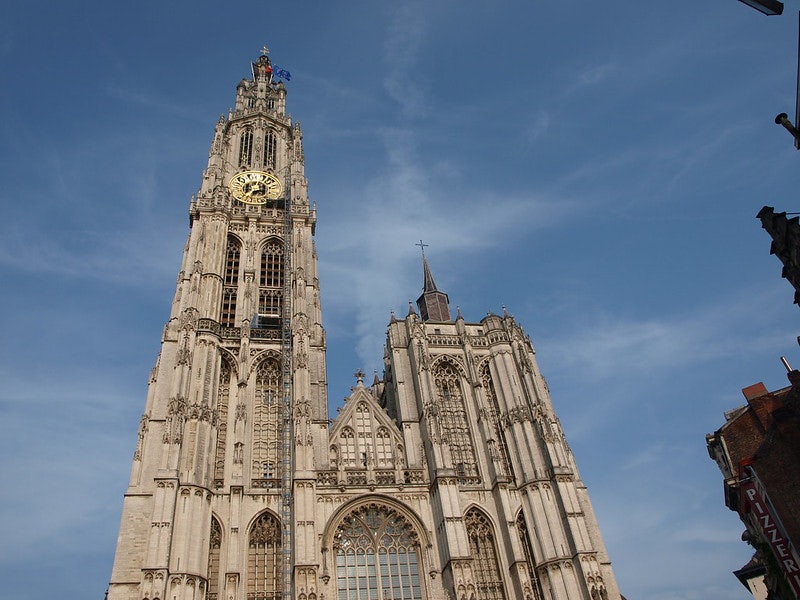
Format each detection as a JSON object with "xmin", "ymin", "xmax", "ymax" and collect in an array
[{"xmin": 707, "ymin": 370, "xmax": 800, "ymax": 599}]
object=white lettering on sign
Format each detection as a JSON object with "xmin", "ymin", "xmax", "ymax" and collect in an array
[{"xmin": 741, "ymin": 475, "xmax": 800, "ymax": 596}]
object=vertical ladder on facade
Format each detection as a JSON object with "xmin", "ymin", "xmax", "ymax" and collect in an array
[{"xmin": 281, "ymin": 172, "xmax": 294, "ymax": 600}]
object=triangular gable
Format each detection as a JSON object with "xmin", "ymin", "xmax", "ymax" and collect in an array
[{"xmin": 329, "ymin": 383, "xmax": 404, "ymax": 469}]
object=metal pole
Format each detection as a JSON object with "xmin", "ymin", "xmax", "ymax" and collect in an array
[{"xmin": 795, "ymin": 10, "xmax": 800, "ymax": 148}]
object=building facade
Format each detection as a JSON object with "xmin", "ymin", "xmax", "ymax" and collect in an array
[
  {"xmin": 108, "ymin": 50, "xmax": 622, "ymax": 600},
  {"xmin": 707, "ymin": 372, "xmax": 800, "ymax": 599}
]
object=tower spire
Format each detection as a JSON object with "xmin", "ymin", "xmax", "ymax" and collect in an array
[{"xmin": 415, "ymin": 241, "xmax": 451, "ymax": 321}]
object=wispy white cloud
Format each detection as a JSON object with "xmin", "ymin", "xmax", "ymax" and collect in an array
[
  {"xmin": 0, "ymin": 224, "xmax": 182, "ymax": 285},
  {"xmin": 106, "ymin": 85, "xmax": 209, "ymax": 122},
  {"xmin": 571, "ymin": 60, "xmax": 618, "ymax": 90},
  {"xmin": 525, "ymin": 110, "xmax": 551, "ymax": 143},
  {"xmin": 382, "ymin": 4, "xmax": 428, "ymax": 119},
  {"xmin": 543, "ymin": 287, "xmax": 788, "ymax": 380}
]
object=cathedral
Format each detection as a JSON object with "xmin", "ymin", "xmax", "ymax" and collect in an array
[{"xmin": 107, "ymin": 50, "xmax": 622, "ymax": 600}]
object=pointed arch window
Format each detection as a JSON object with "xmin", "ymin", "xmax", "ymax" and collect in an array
[
  {"xmin": 252, "ymin": 359, "xmax": 282, "ymax": 486},
  {"xmin": 264, "ymin": 130, "xmax": 277, "ymax": 169},
  {"xmin": 213, "ymin": 358, "xmax": 232, "ymax": 487},
  {"xmin": 239, "ymin": 129, "xmax": 254, "ymax": 167},
  {"xmin": 224, "ymin": 238, "xmax": 241, "ymax": 286},
  {"xmin": 480, "ymin": 363, "xmax": 512, "ymax": 480},
  {"xmin": 465, "ymin": 508, "xmax": 506, "ymax": 600},
  {"xmin": 248, "ymin": 512, "xmax": 282, "ymax": 600},
  {"xmin": 221, "ymin": 237, "xmax": 241, "ymax": 328},
  {"xmin": 221, "ymin": 289, "xmax": 237, "ymax": 328},
  {"xmin": 433, "ymin": 361, "xmax": 479, "ymax": 482},
  {"xmin": 515, "ymin": 512, "xmax": 544, "ymax": 600},
  {"xmin": 260, "ymin": 240, "xmax": 283, "ymax": 287},
  {"xmin": 208, "ymin": 517, "xmax": 222, "ymax": 600},
  {"xmin": 339, "ymin": 427, "xmax": 356, "ymax": 467},
  {"xmin": 333, "ymin": 504, "xmax": 424, "ymax": 600},
  {"xmin": 376, "ymin": 428, "xmax": 393, "ymax": 467},
  {"xmin": 258, "ymin": 239, "xmax": 284, "ymax": 323},
  {"xmin": 355, "ymin": 402, "xmax": 370, "ymax": 437}
]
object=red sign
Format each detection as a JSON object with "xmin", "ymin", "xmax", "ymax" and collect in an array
[{"xmin": 741, "ymin": 472, "xmax": 800, "ymax": 597}]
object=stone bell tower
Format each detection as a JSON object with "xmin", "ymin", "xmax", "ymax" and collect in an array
[{"xmin": 107, "ymin": 48, "xmax": 327, "ymax": 600}]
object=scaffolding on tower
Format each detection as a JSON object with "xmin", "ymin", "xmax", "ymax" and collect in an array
[{"xmin": 280, "ymin": 168, "xmax": 294, "ymax": 600}]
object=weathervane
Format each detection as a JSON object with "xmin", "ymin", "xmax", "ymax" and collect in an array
[{"xmin": 260, "ymin": 45, "xmax": 270, "ymax": 56}]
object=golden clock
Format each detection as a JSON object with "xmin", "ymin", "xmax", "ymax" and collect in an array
[{"xmin": 228, "ymin": 170, "xmax": 283, "ymax": 204}]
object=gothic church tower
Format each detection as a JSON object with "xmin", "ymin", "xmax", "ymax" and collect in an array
[{"xmin": 108, "ymin": 50, "xmax": 621, "ymax": 600}]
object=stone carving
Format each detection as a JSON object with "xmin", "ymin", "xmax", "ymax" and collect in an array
[
  {"xmin": 164, "ymin": 396, "xmax": 187, "ymax": 444},
  {"xmin": 134, "ymin": 413, "xmax": 149, "ymax": 461},
  {"xmin": 179, "ymin": 308, "xmax": 199, "ymax": 332}
]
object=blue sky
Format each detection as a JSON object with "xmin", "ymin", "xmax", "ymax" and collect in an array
[{"xmin": 2, "ymin": 1, "xmax": 800, "ymax": 599}]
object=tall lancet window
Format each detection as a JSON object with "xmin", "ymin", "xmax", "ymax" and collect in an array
[
  {"xmin": 465, "ymin": 508, "xmax": 506, "ymax": 600},
  {"xmin": 247, "ymin": 512, "xmax": 282, "ymax": 599},
  {"xmin": 333, "ymin": 504, "xmax": 424, "ymax": 600},
  {"xmin": 515, "ymin": 512, "xmax": 544, "ymax": 600},
  {"xmin": 339, "ymin": 427, "xmax": 356, "ymax": 467},
  {"xmin": 264, "ymin": 130, "xmax": 277, "ymax": 169},
  {"xmin": 239, "ymin": 128, "xmax": 253, "ymax": 167},
  {"xmin": 376, "ymin": 427, "xmax": 393, "ymax": 467},
  {"xmin": 213, "ymin": 358, "xmax": 232, "ymax": 487},
  {"xmin": 433, "ymin": 361, "xmax": 478, "ymax": 482},
  {"xmin": 221, "ymin": 236, "xmax": 241, "ymax": 327},
  {"xmin": 480, "ymin": 363, "xmax": 512, "ymax": 479},
  {"xmin": 252, "ymin": 358, "xmax": 282, "ymax": 485},
  {"xmin": 208, "ymin": 517, "xmax": 222, "ymax": 600},
  {"xmin": 258, "ymin": 239, "xmax": 284, "ymax": 319}
]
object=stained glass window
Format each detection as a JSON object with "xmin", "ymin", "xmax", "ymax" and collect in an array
[
  {"xmin": 208, "ymin": 517, "xmax": 222, "ymax": 600},
  {"xmin": 252, "ymin": 359, "xmax": 281, "ymax": 484},
  {"xmin": 465, "ymin": 508, "xmax": 506, "ymax": 600},
  {"xmin": 239, "ymin": 129, "xmax": 253, "ymax": 167},
  {"xmin": 333, "ymin": 504, "xmax": 424, "ymax": 600},
  {"xmin": 515, "ymin": 512, "xmax": 544, "ymax": 600},
  {"xmin": 221, "ymin": 237, "xmax": 240, "ymax": 327},
  {"xmin": 260, "ymin": 240, "xmax": 283, "ymax": 288},
  {"xmin": 264, "ymin": 130, "xmax": 277, "ymax": 169},
  {"xmin": 433, "ymin": 361, "xmax": 478, "ymax": 482},
  {"xmin": 248, "ymin": 512, "xmax": 281, "ymax": 600},
  {"xmin": 258, "ymin": 240, "xmax": 284, "ymax": 321}
]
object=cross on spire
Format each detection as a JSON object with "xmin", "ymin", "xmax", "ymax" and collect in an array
[
  {"xmin": 415, "ymin": 240, "xmax": 429, "ymax": 257},
  {"xmin": 260, "ymin": 45, "xmax": 270, "ymax": 56}
]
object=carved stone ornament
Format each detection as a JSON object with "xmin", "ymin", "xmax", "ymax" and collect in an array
[
  {"xmin": 176, "ymin": 334, "xmax": 192, "ymax": 366},
  {"xmin": 187, "ymin": 401, "xmax": 215, "ymax": 423},
  {"xmin": 416, "ymin": 340, "xmax": 429, "ymax": 371},
  {"xmin": 164, "ymin": 396, "xmax": 187, "ymax": 444},
  {"xmin": 180, "ymin": 307, "xmax": 199, "ymax": 331}
]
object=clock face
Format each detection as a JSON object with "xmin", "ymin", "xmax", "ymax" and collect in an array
[{"xmin": 228, "ymin": 171, "xmax": 283, "ymax": 204}]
